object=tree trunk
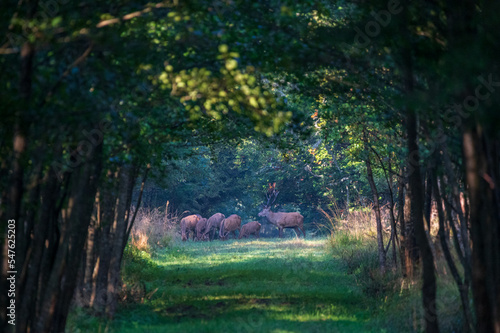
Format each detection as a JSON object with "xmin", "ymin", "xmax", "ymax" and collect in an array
[
  {"xmin": 401, "ymin": 4, "xmax": 439, "ymax": 324},
  {"xmin": 0, "ymin": 9, "xmax": 37, "ymax": 330},
  {"xmin": 387, "ymin": 158, "xmax": 398, "ymax": 268},
  {"xmin": 406, "ymin": 109, "xmax": 439, "ymax": 332},
  {"xmin": 106, "ymin": 165, "xmax": 134, "ymax": 317},
  {"xmin": 365, "ymin": 154, "xmax": 386, "ymax": 273},
  {"xmin": 433, "ymin": 168, "xmax": 473, "ymax": 332},
  {"xmin": 404, "ymin": 182, "xmax": 419, "ymax": 275},
  {"xmin": 424, "ymin": 170, "xmax": 433, "ymax": 231},
  {"xmin": 463, "ymin": 128, "xmax": 499, "ymax": 333},
  {"xmin": 17, "ymin": 170, "xmax": 61, "ymax": 332},
  {"xmin": 123, "ymin": 164, "xmax": 150, "ymax": 254},
  {"xmin": 397, "ymin": 172, "xmax": 408, "ymax": 275},
  {"xmin": 35, "ymin": 144, "xmax": 102, "ymax": 332},
  {"xmin": 439, "ymin": 121, "xmax": 472, "ymax": 283},
  {"xmin": 90, "ymin": 169, "xmax": 117, "ymax": 314}
]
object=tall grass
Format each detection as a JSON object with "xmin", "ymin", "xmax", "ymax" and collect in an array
[
  {"xmin": 319, "ymin": 201, "xmax": 468, "ymax": 332},
  {"xmin": 128, "ymin": 204, "xmax": 181, "ymax": 251}
]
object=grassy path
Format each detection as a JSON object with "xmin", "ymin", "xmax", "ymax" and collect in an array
[{"xmin": 71, "ymin": 238, "xmax": 384, "ymax": 332}]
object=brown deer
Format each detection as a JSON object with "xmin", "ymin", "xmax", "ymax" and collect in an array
[
  {"xmin": 195, "ymin": 218, "xmax": 209, "ymax": 241},
  {"xmin": 219, "ymin": 214, "xmax": 242, "ymax": 240},
  {"xmin": 181, "ymin": 214, "xmax": 201, "ymax": 241},
  {"xmin": 202, "ymin": 213, "xmax": 225, "ymax": 241},
  {"xmin": 258, "ymin": 208, "xmax": 305, "ymax": 238},
  {"xmin": 258, "ymin": 184, "xmax": 305, "ymax": 238},
  {"xmin": 238, "ymin": 221, "xmax": 261, "ymax": 239}
]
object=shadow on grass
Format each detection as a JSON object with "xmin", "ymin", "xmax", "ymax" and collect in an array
[
  {"xmin": 74, "ymin": 238, "xmax": 374, "ymax": 332},
  {"xmin": 112, "ymin": 304, "xmax": 368, "ymax": 333}
]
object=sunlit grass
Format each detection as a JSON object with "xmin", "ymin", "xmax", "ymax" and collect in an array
[{"xmin": 67, "ymin": 237, "xmax": 391, "ymax": 332}]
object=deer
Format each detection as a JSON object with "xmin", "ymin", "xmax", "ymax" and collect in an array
[
  {"xmin": 238, "ymin": 221, "xmax": 261, "ymax": 239},
  {"xmin": 219, "ymin": 214, "xmax": 242, "ymax": 240},
  {"xmin": 202, "ymin": 213, "xmax": 225, "ymax": 241},
  {"xmin": 258, "ymin": 184, "xmax": 305, "ymax": 238},
  {"xmin": 180, "ymin": 214, "xmax": 202, "ymax": 241},
  {"xmin": 195, "ymin": 218, "xmax": 209, "ymax": 241}
]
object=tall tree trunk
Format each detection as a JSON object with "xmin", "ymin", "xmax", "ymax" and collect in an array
[
  {"xmin": 17, "ymin": 170, "xmax": 62, "ymax": 332},
  {"xmin": 365, "ymin": 154, "xmax": 386, "ymax": 273},
  {"xmin": 106, "ymin": 165, "xmax": 134, "ymax": 317},
  {"xmin": 406, "ymin": 109, "xmax": 439, "ymax": 332},
  {"xmin": 404, "ymin": 182, "xmax": 419, "ymax": 275},
  {"xmin": 35, "ymin": 144, "xmax": 102, "ymax": 332},
  {"xmin": 433, "ymin": 168, "xmax": 473, "ymax": 332},
  {"xmin": 0, "ymin": 3, "xmax": 37, "ymax": 329},
  {"xmin": 387, "ymin": 158, "xmax": 398, "ymax": 268},
  {"xmin": 463, "ymin": 127, "xmax": 499, "ymax": 333},
  {"xmin": 424, "ymin": 170, "xmax": 433, "ymax": 230},
  {"xmin": 439, "ymin": 121, "xmax": 471, "ymax": 282},
  {"xmin": 401, "ymin": 2, "xmax": 439, "ymax": 324},
  {"xmin": 90, "ymin": 170, "xmax": 117, "ymax": 314},
  {"xmin": 397, "ymin": 172, "xmax": 408, "ymax": 275}
]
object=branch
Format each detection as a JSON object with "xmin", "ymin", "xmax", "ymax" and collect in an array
[
  {"xmin": 39, "ymin": 42, "xmax": 93, "ymax": 108},
  {"xmin": 96, "ymin": 2, "xmax": 169, "ymax": 28}
]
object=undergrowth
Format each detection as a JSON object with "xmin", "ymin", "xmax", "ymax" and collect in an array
[{"xmin": 325, "ymin": 211, "xmax": 468, "ymax": 333}]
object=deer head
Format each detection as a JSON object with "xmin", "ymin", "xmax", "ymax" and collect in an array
[{"xmin": 258, "ymin": 207, "xmax": 270, "ymax": 217}]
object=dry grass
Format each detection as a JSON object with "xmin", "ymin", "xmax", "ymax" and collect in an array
[
  {"xmin": 128, "ymin": 204, "xmax": 181, "ymax": 251},
  {"xmin": 317, "ymin": 200, "xmax": 392, "ymax": 247}
]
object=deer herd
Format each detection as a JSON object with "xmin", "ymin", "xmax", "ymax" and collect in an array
[
  {"xmin": 180, "ymin": 208, "xmax": 305, "ymax": 241},
  {"xmin": 181, "ymin": 186, "xmax": 305, "ymax": 241}
]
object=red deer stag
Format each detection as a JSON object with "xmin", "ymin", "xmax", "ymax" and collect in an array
[
  {"xmin": 258, "ymin": 184, "xmax": 305, "ymax": 238},
  {"xmin": 219, "ymin": 214, "xmax": 241, "ymax": 240},
  {"xmin": 195, "ymin": 218, "xmax": 209, "ymax": 241},
  {"xmin": 238, "ymin": 221, "xmax": 261, "ymax": 239},
  {"xmin": 202, "ymin": 213, "xmax": 225, "ymax": 241},
  {"xmin": 181, "ymin": 214, "xmax": 201, "ymax": 241},
  {"xmin": 258, "ymin": 208, "xmax": 305, "ymax": 238}
]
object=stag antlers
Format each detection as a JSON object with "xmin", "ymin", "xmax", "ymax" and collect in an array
[{"xmin": 265, "ymin": 182, "xmax": 279, "ymax": 208}]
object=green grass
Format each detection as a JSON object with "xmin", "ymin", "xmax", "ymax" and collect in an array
[{"xmin": 67, "ymin": 238, "xmax": 403, "ymax": 332}]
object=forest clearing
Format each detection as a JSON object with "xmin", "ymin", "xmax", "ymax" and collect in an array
[
  {"xmin": 65, "ymin": 207, "xmax": 465, "ymax": 333},
  {"xmin": 67, "ymin": 238, "xmax": 407, "ymax": 333},
  {"xmin": 1, "ymin": 1, "xmax": 499, "ymax": 332}
]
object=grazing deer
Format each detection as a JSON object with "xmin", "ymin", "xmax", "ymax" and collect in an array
[
  {"xmin": 180, "ymin": 214, "xmax": 201, "ymax": 241},
  {"xmin": 203, "ymin": 213, "xmax": 225, "ymax": 241},
  {"xmin": 238, "ymin": 221, "xmax": 261, "ymax": 239},
  {"xmin": 195, "ymin": 218, "xmax": 209, "ymax": 241},
  {"xmin": 219, "ymin": 214, "xmax": 241, "ymax": 240},
  {"xmin": 258, "ymin": 184, "xmax": 305, "ymax": 238}
]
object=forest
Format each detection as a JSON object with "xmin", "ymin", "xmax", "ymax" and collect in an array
[{"xmin": 0, "ymin": 0, "xmax": 499, "ymax": 332}]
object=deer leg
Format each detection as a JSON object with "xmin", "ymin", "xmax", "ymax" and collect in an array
[
  {"xmin": 293, "ymin": 227, "xmax": 300, "ymax": 238},
  {"xmin": 279, "ymin": 227, "xmax": 283, "ymax": 238},
  {"xmin": 300, "ymin": 226, "xmax": 306, "ymax": 238}
]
